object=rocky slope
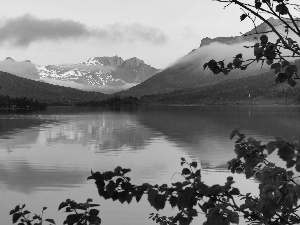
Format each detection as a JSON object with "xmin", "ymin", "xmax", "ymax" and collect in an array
[{"xmin": 111, "ymin": 57, "xmax": 160, "ymax": 83}]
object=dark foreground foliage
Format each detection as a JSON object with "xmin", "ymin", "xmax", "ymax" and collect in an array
[
  {"xmin": 13, "ymin": 129, "xmax": 299, "ymax": 225},
  {"xmin": 87, "ymin": 129, "xmax": 300, "ymax": 225}
]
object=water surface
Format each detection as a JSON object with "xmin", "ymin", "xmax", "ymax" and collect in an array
[{"xmin": 0, "ymin": 106, "xmax": 299, "ymax": 224}]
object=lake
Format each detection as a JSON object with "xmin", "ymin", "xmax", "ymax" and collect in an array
[{"xmin": 0, "ymin": 106, "xmax": 299, "ymax": 225}]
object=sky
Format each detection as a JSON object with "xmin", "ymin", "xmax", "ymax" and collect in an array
[{"xmin": 0, "ymin": 0, "xmax": 255, "ymax": 68}]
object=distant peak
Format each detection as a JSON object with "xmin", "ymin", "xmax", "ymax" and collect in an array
[
  {"xmin": 5, "ymin": 57, "xmax": 15, "ymax": 61},
  {"xmin": 83, "ymin": 56, "xmax": 124, "ymax": 67},
  {"xmin": 24, "ymin": 60, "xmax": 31, "ymax": 63},
  {"xmin": 125, "ymin": 57, "xmax": 144, "ymax": 66}
]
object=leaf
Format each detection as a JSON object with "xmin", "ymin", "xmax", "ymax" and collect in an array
[
  {"xmin": 9, "ymin": 209, "xmax": 16, "ymax": 215},
  {"xmin": 270, "ymin": 62, "xmax": 281, "ymax": 73},
  {"xmin": 266, "ymin": 141, "xmax": 277, "ymax": 154},
  {"xmin": 121, "ymin": 168, "xmax": 131, "ymax": 174},
  {"xmin": 12, "ymin": 213, "xmax": 22, "ymax": 223},
  {"xmin": 248, "ymin": 137, "xmax": 261, "ymax": 147},
  {"xmin": 106, "ymin": 180, "xmax": 116, "ymax": 196},
  {"xmin": 23, "ymin": 210, "xmax": 30, "ymax": 215},
  {"xmin": 190, "ymin": 162, "xmax": 197, "ymax": 168},
  {"xmin": 285, "ymin": 65, "xmax": 298, "ymax": 77},
  {"xmin": 227, "ymin": 62, "xmax": 233, "ymax": 69},
  {"xmin": 153, "ymin": 194, "xmax": 167, "ymax": 211},
  {"xmin": 296, "ymin": 158, "xmax": 300, "ymax": 172},
  {"xmin": 89, "ymin": 209, "xmax": 99, "ymax": 217},
  {"xmin": 288, "ymin": 78, "xmax": 297, "ymax": 87},
  {"xmin": 42, "ymin": 207, "xmax": 47, "ymax": 211},
  {"xmin": 286, "ymin": 159, "xmax": 296, "ymax": 168},
  {"xmin": 58, "ymin": 202, "xmax": 68, "ymax": 211},
  {"xmin": 264, "ymin": 44, "xmax": 276, "ymax": 59},
  {"xmin": 240, "ymin": 14, "xmax": 247, "ymax": 21},
  {"xmin": 64, "ymin": 214, "xmax": 82, "ymax": 225},
  {"xmin": 135, "ymin": 186, "xmax": 145, "ymax": 203},
  {"xmin": 45, "ymin": 219, "xmax": 56, "ymax": 224},
  {"xmin": 148, "ymin": 189, "xmax": 159, "ymax": 208},
  {"xmin": 182, "ymin": 168, "xmax": 191, "ymax": 175},
  {"xmin": 275, "ymin": 73, "xmax": 288, "ymax": 83},
  {"xmin": 255, "ymin": 1, "xmax": 262, "ymax": 9},
  {"xmin": 208, "ymin": 184, "xmax": 222, "ymax": 195},
  {"xmin": 278, "ymin": 145, "xmax": 295, "ymax": 161},
  {"xmin": 227, "ymin": 211, "xmax": 239, "ymax": 224},
  {"xmin": 281, "ymin": 60, "xmax": 290, "ymax": 68},
  {"xmin": 276, "ymin": 3, "xmax": 289, "ymax": 15},
  {"xmin": 230, "ymin": 127, "xmax": 239, "ymax": 140},
  {"xmin": 260, "ymin": 35, "xmax": 268, "ymax": 44},
  {"xmin": 230, "ymin": 188, "xmax": 240, "ymax": 195},
  {"xmin": 295, "ymin": 185, "xmax": 300, "ymax": 198},
  {"xmin": 169, "ymin": 195, "xmax": 178, "ymax": 208},
  {"xmin": 236, "ymin": 53, "xmax": 242, "ymax": 59},
  {"xmin": 179, "ymin": 217, "xmax": 193, "ymax": 225},
  {"xmin": 89, "ymin": 204, "xmax": 100, "ymax": 207},
  {"xmin": 177, "ymin": 187, "xmax": 194, "ymax": 209}
]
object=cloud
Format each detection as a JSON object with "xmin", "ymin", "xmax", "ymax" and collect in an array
[{"xmin": 0, "ymin": 14, "xmax": 168, "ymax": 47}]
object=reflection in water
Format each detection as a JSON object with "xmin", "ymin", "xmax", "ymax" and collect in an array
[
  {"xmin": 0, "ymin": 160, "xmax": 86, "ymax": 193},
  {"xmin": 0, "ymin": 106, "xmax": 299, "ymax": 225}
]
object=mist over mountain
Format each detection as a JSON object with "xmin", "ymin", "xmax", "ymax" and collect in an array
[
  {"xmin": 0, "ymin": 57, "xmax": 40, "ymax": 80},
  {"xmin": 118, "ymin": 18, "xmax": 286, "ymax": 97}
]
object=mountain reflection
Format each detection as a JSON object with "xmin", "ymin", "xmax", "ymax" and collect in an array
[
  {"xmin": 0, "ymin": 106, "xmax": 299, "ymax": 168},
  {"xmin": 0, "ymin": 160, "xmax": 87, "ymax": 194},
  {"xmin": 36, "ymin": 113, "xmax": 155, "ymax": 152}
]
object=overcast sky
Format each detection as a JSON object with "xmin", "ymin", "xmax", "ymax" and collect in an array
[{"xmin": 0, "ymin": 0, "xmax": 254, "ymax": 68}]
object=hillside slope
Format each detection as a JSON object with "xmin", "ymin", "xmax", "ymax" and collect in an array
[
  {"xmin": 0, "ymin": 71, "xmax": 107, "ymax": 104},
  {"xmin": 141, "ymin": 71, "xmax": 300, "ymax": 105}
]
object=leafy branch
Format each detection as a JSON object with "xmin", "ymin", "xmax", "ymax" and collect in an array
[{"xmin": 206, "ymin": 0, "xmax": 300, "ymax": 87}]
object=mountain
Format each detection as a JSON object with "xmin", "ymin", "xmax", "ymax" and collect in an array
[
  {"xmin": 37, "ymin": 64, "xmax": 125, "ymax": 87},
  {"xmin": 0, "ymin": 57, "xmax": 40, "ymax": 80},
  {"xmin": 199, "ymin": 17, "xmax": 282, "ymax": 47},
  {"xmin": 141, "ymin": 70, "xmax": 300, "ymax": 105},
  {"xmin": 37, "ymin": 56, "xmax": 159, "ymax": 94},
  {"xmin": 111, "ymin": 57, "xmax": 160, "ymax": 83},
  {"xmin": 117, "ymin": 18, "xmax": 281, "ymax": 97},
  {"xmin": 0, "ymin": 71, "xmax": 107, "ymax": 105},
  {"xmin": 82, "ymin": 56, "xmax": 124, "ymax": 68}
]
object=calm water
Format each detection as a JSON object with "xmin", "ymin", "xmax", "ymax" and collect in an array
[{"xmin": 0, "ymin": 106, "xmax": 299, "ymax": 224}]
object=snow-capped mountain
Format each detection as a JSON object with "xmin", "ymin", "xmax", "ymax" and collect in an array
[
  {"xmin": 38, "ymin": 63, "xmax": 125, "ymax": 87},
  {"xmin": 0, "ymin": 56, "xmax": 159, "ymax": 94},
  {"xmin": 37, "ymin": 56, "xmax": 159, "ymax": 93}
]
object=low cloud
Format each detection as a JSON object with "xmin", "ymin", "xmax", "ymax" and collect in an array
[{"xmin": 0, "ymin": 14, "xmax": 168, "ymax": 47}]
